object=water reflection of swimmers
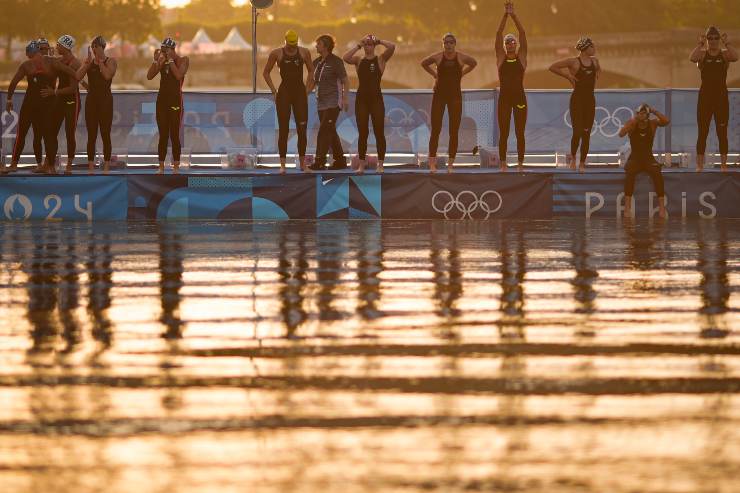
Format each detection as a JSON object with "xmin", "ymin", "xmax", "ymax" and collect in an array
[
  {"xmin": 697, "ymin": 221, "xmax": 730, "ymax": 339},
  {"xmin": 623, "ymin": 220, "xmax": 667, "ymax": 272},
  {"xmin": 25, "ymin": 228, "xmax": 61, "ymax": 353},
  {"xmin": 430, "ymin": 224, "xmax": 462, "ymax": 322},
  {"xmin": 570, "ymin": 224, "xmax": 598, "ymax": 336},
  {"xmin": 58, "ymin": 228, "xmax": 82, "ymax": 353},
  {"xmin": 316, "ymin": 222, "xmax": 346, "ymax": 321},
  {"xmin": 277, "ymin": 224, "xmax": 309, "ymax": 337},
  {"xmin": 571, "ymin": 225, "xmax": 598, "ymax": 316},
  {"xmin": 86, "ymin": 229, "xmax": 114, "ymax": 349},
  {"xmin": 158, "ymin": 225, "xmax": 185, "ymax": 340},
  {"xmin": 498, "ymin": 223, "xmax": 527, "ymax": 340},
  {"xmin": 356, "ymin": 221, "xmax": 385, "ymax": 321}
]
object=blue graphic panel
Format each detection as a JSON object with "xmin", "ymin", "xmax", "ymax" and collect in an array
[
  {"xmin": 317, "ymin": 176, "xmax": 349, "ymax": 217},
  {"xmin": 316, "ymin": 175, "xmax": 382, "ymax": 219},
  {"xmin": 553, "ymin": 172, "xmax": 740, "ymax": 218},
  {"xmin": 0, "ymin": 177, "xmax": 127, "ymax": 221},
  {"xmin": 522, "ymin": 90, "xmax": 668, "ymax": 153},
  {"xmin": 671, "ymin": 90, "xmax": 740, "ymax": 155},
  {"xmin": 252, "ymin": 197, "xmax": 289, "ymax": 220},
  {"xmin": 1, "ymin": 89, "xmax": 737, "ymax": 158}
]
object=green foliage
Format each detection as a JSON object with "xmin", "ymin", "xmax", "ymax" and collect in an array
[
  {"xmin": 352, "ymin": 0, "xmax": 740, "ymax": 38},
  {"xmin": 1, "ymin": 0, "xmax": 161, "ymax": 59}
]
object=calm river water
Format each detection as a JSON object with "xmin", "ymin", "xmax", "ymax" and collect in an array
[{"xmin": 0, "ymin": 219, "xmax": 738, "ymax": 492}]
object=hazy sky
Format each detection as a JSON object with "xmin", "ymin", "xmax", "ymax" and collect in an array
[{"xmin": 162, "ymin": 0, "xmax": 249, "ymax": 7}]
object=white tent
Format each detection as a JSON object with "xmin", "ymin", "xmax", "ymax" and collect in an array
[
  {"xmin": 191, "ymin": 28, "xmax": 221, "ymax": 54},
  {"xmin": 221, "ymin": 27, "xmax": 251, "ymax": 51},
  {"xmin": 191, "ymin": 28, "xmax": 214, "ymax": 46}
]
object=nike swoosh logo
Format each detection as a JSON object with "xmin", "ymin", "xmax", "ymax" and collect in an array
[
  {"xmin": 322, "ymin": 179, "xmax": 333, "ymax": 185},
  {"xmin": 516, "ymin": 104, "xmax": 526, "ymax": 109}
]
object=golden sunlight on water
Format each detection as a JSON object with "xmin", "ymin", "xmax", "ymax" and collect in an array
[{"xmin": 0, "ymin": 219, "xmax": 738, "ymax": 492}]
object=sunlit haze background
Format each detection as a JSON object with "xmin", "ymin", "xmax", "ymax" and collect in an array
[
  {"xmin": 3, "ymin": 0, "xmax": 736, "ymax": 170},
  {"xmin": 1, "ymin": 0, "xmax": 738, "ymax": 90}
]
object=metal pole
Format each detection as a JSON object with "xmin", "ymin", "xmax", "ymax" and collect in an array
[{"xmin": 251, "ymin": 5, "xmax": 258, "ymax": 94}]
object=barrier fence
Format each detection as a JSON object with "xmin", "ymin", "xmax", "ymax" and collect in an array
[
  {"xmin": 1, "ymin": 89, "xmax": 738, "ymax": 159},
  {"xmin": 0, "ymin": 171, "xmax": 738, "ymax": 221}
]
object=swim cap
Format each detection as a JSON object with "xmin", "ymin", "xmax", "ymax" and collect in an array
[
  {"xmin": 92, "ymin": 35, "xmax": 106, "ymax": 49},
  {"xmin": 161, "ymin": 37, "xmax": 177, "ymax": 49},
  {"xmin": 443, "ymin": 33, "xmax": 456, "ymax": 42},
  {"xmin": 504, "ymin": 33, "xmax": 517, "ymax": 44},
  {"xmin": 636, "ymin": 103, "xmax": 650, "ymax": 114},
  {"xmin": 575, "ymin": 36, "xmax": 593, "ymax": 51},
  {"xmin": 706, "ymin": 26, "xmax": 720, "ymax": 38},
  {"xmin": 37, "ymin": 38, "xmax": 49, "ymax": 46},
  {"xmin": 284, "ymin": 29, "xmax": 298, "ymax": 46},
  {"xmin": 57, "ymin": 34, "xmax": 75, "ymax": 50},
  {"xmin": 26, "ymin": 41, "xmax": 40, "ymax": 56}
]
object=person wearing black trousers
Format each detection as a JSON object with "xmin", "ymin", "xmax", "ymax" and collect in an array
[{"xmin": 307, "ymin": 34, "xmax": 349, "ymax": 170}]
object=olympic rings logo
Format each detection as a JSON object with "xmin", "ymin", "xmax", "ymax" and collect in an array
[
  {"xmin": 386, "ymin": 106, "xmax": 430, "ymax": 138},
  {"xmin": 386, "ymin": 107, "xmax": 420, "ymax": 126},
  {"xmin": 432, "ymin": 190, "xmax": 503, "ymax": 220},
  {"xmin": 564, "ymin": 106, "xmax": 634, "ymax": 138}
]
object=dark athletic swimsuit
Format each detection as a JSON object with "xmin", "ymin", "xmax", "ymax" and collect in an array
[
  {"xmin": 498, "ymin": 56, "xmax": 527, "ymax": 163},
  {"xmin": 356, "ymin": 56, "xmax": 386, "ymax": 160},
  {"xmin": 429, "ymin": 54, "xmax": 463, "ymax": 159},
  {"xmin": 276, "ymin": 48, "xmax": 308, "ymax": 159}
]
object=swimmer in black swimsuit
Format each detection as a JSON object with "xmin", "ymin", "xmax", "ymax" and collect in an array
[
  {"xmin": 549, "ymin": 37, "xmax": 600, "ymax": 172},
  {"xmin": 421, "ymin": 33, "xmax": 477, "ymax": 173},
  {"xmin": 343, "ymin": 34, "xmax": 396, "ymax": 174},
  {"xmin": 76, "ymin": 36, "xmax": 118, "ymax": 174},
  {"xmin": 263, "ymin": 30, "xmax": 315, "ymax": 174},
  {"xmin": 495, "ymin": 1, "xmax": 528, "ymax": 172},
  {"xmin": 6, "ymin": 42, "xmax": 45, "ymax": 172},
  {"xmin": 147, "ymin": 37, "xmax": 190, "ymax": 175},
  {"xmin": 5, "ymin": 40, "xmax": 80, "ymax": 174},
  {"xmin": 46, "ymin": 35, "xmax": 82, "ymax": 174},
  {"xmin": 618, "ymin": 104, "xmax": 670, "ymax": 219},
  {"xmin": 689, "ymin": 27, "xmax": 738, "ymax": 172}
]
